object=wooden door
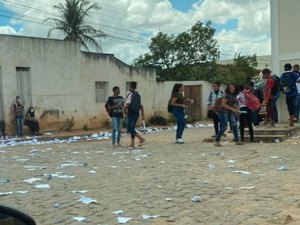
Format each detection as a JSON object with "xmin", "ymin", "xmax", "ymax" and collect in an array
[{"xmin": 184, "ymin": 85, "xmax": 202, "ymax": 121}]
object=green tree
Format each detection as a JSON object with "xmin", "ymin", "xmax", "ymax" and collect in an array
[
  {"xmin": 44, "ymin": 0, "xmax": 106, "ymax": 52},
  {"xmin": 214, "ymin": 54, "xmax": 258, "ymax": 84},
  {"xmin": 133, "ymin": 21, "xmax": 220, "ymax": 81}
]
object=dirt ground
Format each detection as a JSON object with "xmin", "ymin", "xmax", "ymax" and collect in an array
[{"xmin": 0, "ymin": 125, "xmax": 299, "ymax": 225}]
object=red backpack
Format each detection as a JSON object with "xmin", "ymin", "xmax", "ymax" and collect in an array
[{"xmin": 242, "ymin": 90, "xmax": 260, "ymax": 111}]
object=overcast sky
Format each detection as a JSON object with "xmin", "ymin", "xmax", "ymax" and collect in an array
[{"xmin": 0, "ymin": 0, "xmax": 271, "ymax": 64}]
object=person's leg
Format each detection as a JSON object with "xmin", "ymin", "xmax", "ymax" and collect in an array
[
  {"xmin": 228, "ymin": 112, "xmax": 239, "ymax": 143},
  {"xmin": 212, "ymin": 112, "xmax": 219, "ymax": 136},
  {"xmin": 287, "ymin": 96, "xmax": 296, "ymax": 127},
  {"xmin": 215, "ymin": 111, "xmax": 228, "ymax": 144},
  {"xmin": 272, "ymin": 93, "xmax": 280, "ymax": 123},
  {"xmin": 172, "ymin": 108, "xmax": 185, "ymax": 140},
  {"xmin": 20, "ymin": 117, "xmax": 24, "ymax": 137},
  {"xmin": 111, "ymin": 117, "xmax": 117, "ymax": 145},
  {"xmin": 246, "ymin": 109, "xmax": 254, "ymax": 142},
  {"xmin": 294, "ymin": 94, "xmax": 300, "ymax": 121},
  {"xmin": 117, "ymin": 118, "xmax": 123, "ymax": 145},
  {"xmin": 127, "ymin": 113, "xmax": 140, "ymax": 148},
  {"xmin": 239, "ymin": 112, "xmax": 245, "ymax": 142},
  {"xmin": 16, "ymin": 117, "xmax": 21, "ymax": 137}
]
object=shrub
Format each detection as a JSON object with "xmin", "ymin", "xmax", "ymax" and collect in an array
[{"xmin": 148, "ymin": 115, "xmax": 168, "ymax": 126}]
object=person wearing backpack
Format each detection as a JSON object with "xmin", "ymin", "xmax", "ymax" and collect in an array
[
  {"xmin": 293, "ymin": 64, "xmax": 300, "ymax": 122},
  {"xmin": 215, "ymin": 84, "xmax": 244, "ymax": 147},
  {"xmin": 280, "ymin": 63, "xmax": 300, "ymax": 127},
  {"xmin": 237, "ymin": 84, "xmax": 254, "ymax": 142},
  {"xmin": 125, "ymin": 81, "xmax": 145, "ymax": 149},
  {"xmin": 170, "ymin": 83, "xmax": 193, "ymax": 144},
  {"xmin": 262, "ymin": 68, "xmax": 277, "ymax": 127},
  {"xmin": 207, "ymin": 81, "xmax": 224, "ymax": 138},
  {"xmin": 106, "ymin": 86, "xmax": 125, "ymax": 147}
]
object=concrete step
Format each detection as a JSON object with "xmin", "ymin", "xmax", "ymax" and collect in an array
[
  {"xmin": 244, "ymin": 134, "xmax": 287, "ymax": 143},
  {"xmin": 252, "ymin": 127, "xmax": 300, "ymax": 136}
]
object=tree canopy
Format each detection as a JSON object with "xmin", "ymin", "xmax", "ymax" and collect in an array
[
  {"xmin": 133, "ymin": 21, "xmax": 220, "ymax": 81},
  {"xmin": 44, "ymin": 0, "xmax": 106, "ymax": 52},
  {"xmin": 133, "ymin": 21, "xmax": 258, "ymax": 84}
]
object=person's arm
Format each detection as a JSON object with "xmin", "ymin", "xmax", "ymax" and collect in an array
[
  {"xmin": 140, "ymin": 105, "xmax": 145, "ymax": 120},
  {"xmin": 171, "ymin": 96, "xmax": 186, "ymax": 108},
  {"xmin": 221, "ymin": 98, "xmax": 238, "ymax": 113}
]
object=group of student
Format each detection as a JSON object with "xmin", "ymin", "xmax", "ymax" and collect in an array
[
  {"xmin": 1, "ymin": 95, "xmax": 41, "ymax": 139},
  {"xmin": 206, "ymin": 62, "xmax": 300, "ymax": 147},
  {"xmin": 105, "ymin": 81, "xmax": 145, "ymax": 150}
]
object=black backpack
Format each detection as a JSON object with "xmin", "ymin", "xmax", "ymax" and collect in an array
[
  {"xmin": 271, "ymin": 75, "xmax": 281, "ymax": 95},
  {"xmin": 128, "ymin": 91, "xmax": 141, "ymax": 113}
]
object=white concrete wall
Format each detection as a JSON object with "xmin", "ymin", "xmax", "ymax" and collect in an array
[{"xmin": 271, "ymin": 0, "xmax": 300, "ymax": 122}]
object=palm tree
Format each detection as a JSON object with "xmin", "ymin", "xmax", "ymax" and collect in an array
[{"xmin": 44, "ymin": 0, "xmax": 106, "ymax": 52}]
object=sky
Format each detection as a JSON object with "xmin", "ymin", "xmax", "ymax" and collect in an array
[{"xmin": 0, "ymin": 0, "xmax": 271, "ymax": 65}]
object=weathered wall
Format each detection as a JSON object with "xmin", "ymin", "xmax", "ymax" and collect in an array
[{"xmin": 0, "ymin": 34, "xmax": 212, "ymax": 134}]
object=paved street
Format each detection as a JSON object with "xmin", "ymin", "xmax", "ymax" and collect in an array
[{"xmin": 0, "ymin": 127, "xmax": 300, "ymax": 225}]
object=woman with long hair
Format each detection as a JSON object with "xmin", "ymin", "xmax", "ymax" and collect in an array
[
  {"xmin": 170, "ymin": 83, "xmax": 192, "ymax": 144},
  {"xmin": 215, "ymin": 84, "xmax": 244, "ymax": 147}
]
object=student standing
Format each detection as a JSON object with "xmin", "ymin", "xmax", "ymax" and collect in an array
[
  {"xmin": 106, "ymin": 86, "xmax": 125, "ymax": 146},
  {"xmin": 215, "ymin": 84, "xmax": 243, "ymax": 147},
  {"xmin": 125, "ymin": 81, "xmax": 145, "ymax": 149},
  {"xmin": 207, "ymin": 81, "xmax": 224, "ymax": 138},
  {"xmin": 170, "ymin": 83, "xmax": 192, "ymax": 144},
  {"xmin": 237, "ymin": 84, "xmax": 254, "ymax": 142},
  {"xmin": 13, "ymin": 96, "xmax": 24, "ymax": 137}
]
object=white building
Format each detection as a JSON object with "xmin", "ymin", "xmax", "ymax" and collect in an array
[{"xmin": 0, "ymin": 34, "xmax": 211, "ymax": 133}]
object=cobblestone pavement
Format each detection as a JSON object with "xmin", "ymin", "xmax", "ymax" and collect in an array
[{"xmin": 0, "ymin": 127, "xmax": 299, "ymax": 225}]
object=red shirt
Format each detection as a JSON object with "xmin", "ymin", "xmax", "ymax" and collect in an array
[{"xmin": 263, "ymin": 78, "xmax": 275, "ymax": 100}]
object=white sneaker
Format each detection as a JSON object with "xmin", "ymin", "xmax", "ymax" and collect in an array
[{"xmin": 176, "ymin": 138, "xmax": 185, "ymax": 144}]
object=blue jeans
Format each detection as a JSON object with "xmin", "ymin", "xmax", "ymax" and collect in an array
[
  {"xmin": 172, "ymin": 107, "xmax": 186, "ymax": 140},
  {"xmin": 127, "ymin": 113, "xmax": 139, "ymax": 138},
  {"xmin": 272, "ymin": 92, "xmax": 280, "ymax": 123},
  {"xmin": 112, "ymin": 117, "xmax": 123, "ymax": 145},
  {"xmin": 294, "ymin": 94, "xmax": 300, "ymax": 120},
  {"xmin": 216, "ymin": 110, "xmax": 239, "ymax": 142},
  {"xmin": 15, "ymin": 116, "xmax": 24, "ymax": 137}
]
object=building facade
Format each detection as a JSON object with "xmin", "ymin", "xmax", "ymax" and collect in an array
[{"xmin": 0, "ymin": 34, "xmax": 211, "ymax": 133}]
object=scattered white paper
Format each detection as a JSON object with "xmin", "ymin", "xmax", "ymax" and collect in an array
[
  {"xmin": 72, "ymin": 190, "xmax": 88, "ymax": 194},
  {"xmin": 88, "ymin": 170, "xmax": 96, "ymax": 174},
  {"xmin": 23, "ymin": 178, "xmax": 42, "ymax": 184},
  {"xmin": 275, "ymin": 139, "xmax": 280, "ymax": 143},
  {"xmin": 117, "ymin": 217, "xmax": 131, "ymax": 224},
  {"xmin": 239, "ymin": 186, "xmax": 255, "ymax": 190},
  {"xmin": 0, "ymin": 192, "xmax": 13, "ymax": 196},
  {"xmin": 278, "ymin": 165, "xmax": 288, "ymax": 171},
  {"xmin": 34, "ymin": 184, "xmax": 50, "ymax": 189},
  {"xmin": 270, "ymin": 156, "xmax": 280, "ymax": 159},
  {"xmin": 15, "ymin": 191, "xmax": 28, "ymax": 194},
  {"xmin": 113, "ymin": 210, "xmax": 124, "ymax": 215},
  {"xmin": 73, "ymin": 216, "xmax": 86, "ymax": 222},
  {"xmin": 79, "ymin": 196, "xmax": 97, "ymax": 204},
  {"xmin": 208, "ymin": 164, "xmax": 215, "ymax": 169},
  {"xmin": 232, "ymin": 170, "xmax": 251, "ymax": 175},
  {"xmin": 165, "ymin": 198, "xmax": 172, "ymax": 201},
  {"xmin": 191, "ymin": 195, "xmax": 202, "ymax": 202},
  {"xmin": 142, "ymin": 214, "xmax": 159, "ymax": 219},
  {"xmin": 227, "ymin": 160, "xmax": 235, "ymax": 163}
]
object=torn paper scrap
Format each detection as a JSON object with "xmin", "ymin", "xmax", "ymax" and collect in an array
[
  {"xmin": 34, "ymin": 184, "xmax": 50, "ymax": 189},
  {"xmin": 79, "ymin": 196, "xmax": 97, "ymax": 204},
  {"xmin": 73, "ymin": 216, "xmax": 86, "ymax": 222},
  {"xmin": 113, "ymin": 210, "xmax": 124, "ymax": 215},
  {"xmin": 232, "ymin": 170, "xmax": 251, "ymax": 175},
  {"xmin": 239, "ymin": 186, "xmax": 255, "ymax": 190},
  {"xmin": 117, "ymin": 217, "xmax": 131, "ymax": 224},
  {"xmin": 0, "ymin": 192, "xmax": 13, "ymax": 196},
  {"xmin": 142, "ymin": 214, "xmax": 160, "ymax": 219},
  {"xmin": 191, "ymin": 195, "xmax": 202, "ymax": 202},
  {"xmin": 23, "ymin": 178, "xmax": 42, "ymax": 184},
  {"xmin": 72, "ymin": 190, "xmax": 88, "ymax": 194}
]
